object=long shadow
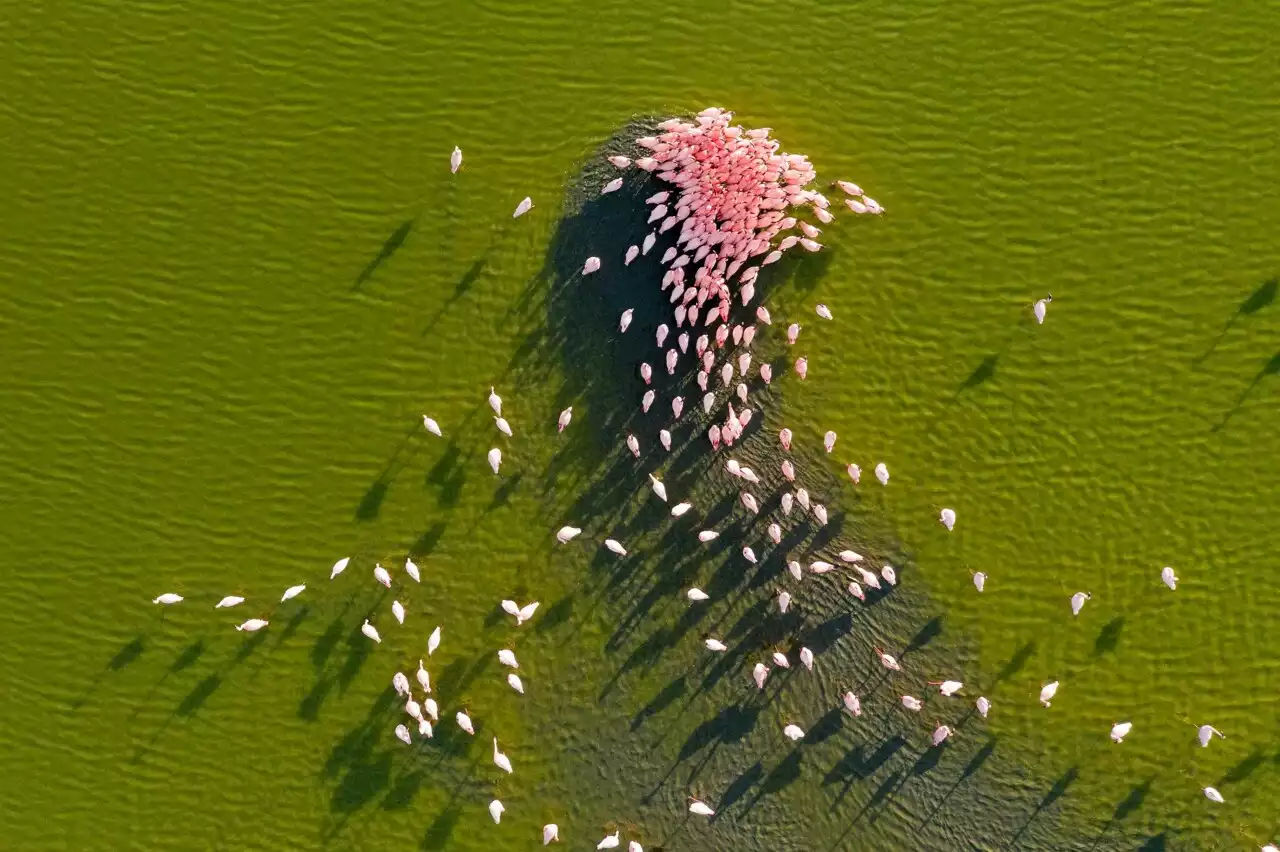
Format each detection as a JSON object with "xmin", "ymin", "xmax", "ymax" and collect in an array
[
  {"xmin": 422, "ymin": 256, "xmax": 488, "ymax": 334},
  {"xmin": 903, "ymin": 615, "xmax": 944, "ymax": 657},
  {"xmin": 1006, "ymin": 766, "xmax": 1079, "ymax": 849},
  {"xmin": 331, "ymin": 751, "xmax": 393, "ymax": 812},
  {"xmin": 1089, "ymin": 778, "xmax": 1153, "ymax": 851},
  {"xmin": 109, "ymin": 635, "xmax": 147, "ymax": 671},
  {"xmin": 743, "ymin": 749, "xmax": 803, "ymax": 811},
  {"xmin": 715, "ymin": 760, "xmax": 764, "ymax": 818},
  {"xmin": 1214, "ymin": 350, "xmax": 1280, "ymax": 431},
  {"xmin": 409, "ymin": 521, "xmax": 449, "ymax": 558},
  {"xmin": 353, "ymin": 218, "xmax": 414, "ymax": 291},
  {"xmin": 917, "ymin": 736, "xmax": 998, "ymax": 828},
  {"xmin": 1217, "ymin": 748, "xmax": 1266, "ymax": 786},
  {"xmin": 175, "ymin": 673, "xmax": 222, "ymax": 717},
  {"xmin": 959, "ymin": 353, "xmax": 999, "ymax": 391},
  {"xmin": 995, "ymin": 641, "xmax": 1037, "ymax": 684},
  {"xmin": 631, "ymin": 675, "xmax": 688, "ymax": 730},
  {"xmin": 1196, "ymin": 277, "xmax": 1277, "ymax": 364},
  {"xmin": 421, "ymin": 806, "xmax": 462, "ymax": 850},
  {"xmin": 1093, "ymin": 617, "xmax": 1124, "ymax": 656}
]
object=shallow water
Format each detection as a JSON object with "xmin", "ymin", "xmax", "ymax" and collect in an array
[{"xmin": 2, "ymin": 1, "xmax": 1279, "ymax": 850}]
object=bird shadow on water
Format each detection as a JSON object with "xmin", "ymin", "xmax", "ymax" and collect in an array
[
  {"xmin": 353, "ymin": 218, "xmax": 414, "ymax": 291},
  {"xmin": 420, "ymin": 806, "xmax": 462, "ymax": 850},
  {"xmin": 1006, "ymin": 765, "xmax": 1079, "ymax": 849},
  {"xmin": 1088, "ymin": 778, "xmax": 1153, "ymax": 851},
  {"xmin": 1195, "ymin": 277, "xmax": 1276, "ymax": 365},
  {"xmin": 1093, "ymin": 617, "xmax": 1124, "ymax": 656},
  {"xmin": 1213, "ymin": 350, "xmax": 1280, "ymax": 432}
]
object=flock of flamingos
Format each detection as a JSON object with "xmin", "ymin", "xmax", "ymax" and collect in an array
[{"xmin": 149, "ymin": 108, "xmax": 1267, "ymax": 850}]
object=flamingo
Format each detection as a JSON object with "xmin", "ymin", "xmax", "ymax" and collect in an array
[
  {"xmin": 875, "ymin": 463, "xmax": 889, "ymax": 485},
  {"xmin": 605, "ymin": 539, "xmax": 627, "ymax": 556},
  {"xmin": 1110, "ymin": 722, "xmax": 1133, "ymax": 743},
  {"xmin": 783, "ymin": 724, "xmax": 805, "ymax": 741},
  {"xmin": 687, "ymin": 588, "xmax": 710, "ymax": 602},
  {"xmin": 281, "ymin": 584, "xmax": 305, "ymax": 603},
  {"xmin": 493, "ymin": 737, "xmax": 513, "ymax": 773},
  {"xmin": 215, "ymin": 596, "xmax": 244, "ymax": 608},
  {"xmin": 405, "ymin": 558, "xmax": 421, "ymax": 582},
  {"xmin": 1040, "ymin": 681, "xmax": 1059, "ymax": 707},
  {"xmin": 973, "ymin": 571, "xmax": 987, "ymax": 592},
  {"xmin": 824, "ymin": 431, "xmax": 837, "ymax": 452},
  {"xmin": 557, "ymin": 407, "xmax": 573, "ymax": 432},
  {"xmin": 705, "ymin": 638, "xmax": 727, "ymax": 652},
  {"xmin": 450, "ymin": 146, "xmax": 462, "ymax": 173},
  {"xmin": 1071, "ymin": 592, "xmax": 1091, "ymax": 616},
  {"xmin": 456, "ymin": 710, "xmax": 475, "ymax": 735},
  {"xmin": 843, "ymin": 692, "xmax": 862, "ymax": 716},
  {"xmin": 374, "ymin": 564, "xmax": 392, "ymax": 587},
  {"xmin": 360, "ymin": 620, "xmax": 381, "ymax": 643},
  {"xmin": 422, "ymin": 416, "xmax": 442, "ymax": 437},
  {"xmin": 487, "ymin": 448, "xmax": 502, "ymax": 474},
  {"xmin": 489, "ymin": 800, "xmax": 504, "ymax": 823},
  {"xmin": 513, "ymin": 197, "xmax": 533, "ymax": 218},
  {"xmin": 649, "ymin": 474, "xmax": 667, "ymax": 502},
  {"xmin": 582, "ymin": 256, "xmax": 601, "ymax": 275},
  {"xmin": 876, "ymin": 648, "xmax": 901, "ymax": 671},
  {"xmin": 940, "ymin": 508, "xmax": 956, "ymax": 531},
  {"xmin": 597, "ymin": 832, "xmax": 620, "ymax": 849},
  {"xmin": 330, "ymin": 557, "xmax": 350, "ymax": 579},
  {"xmin": 1197, "ymin": 725, "xmax": 1224, "ymax": 747},
  {"xmin": 847, "ymin": 463, "xmax": 861, "ymax": 483},
  {"xmin": 1161, "ymin": 566, "xmax": 1178, "ymax": 589},
  {"xmin": 543, "ymin": 824, "xmax": 560, "ymax": 845},
  {"xmin": 488, "ymin": 387, "xmax": 502, "ymax": 416},
  {"xmin": 392, "ymin": 600, "xmax": 405, "ymax": 624},
  {"xmin": 428, "ymin": 625, "xmax": 441, "ymax": 655},
  {"xmin": 1033, "ymin": 295, "xmax": 1052, "ymax": 324},
  {"xmin": 153, "ymin": 593, "xmax": 183, "ymax": 605},
  {"xmin": 901, "ymin": 695, "xmax": 923, "ymax": 711},
  {"xmin": 753, "ymin": 663, "xmax": 769, "ymax": 689},
  {"xmin": 495, "ymin": 416, "xmax": 513, "ymax": 437},
  {"xmin": 416, "ymin": 660, "xmax": 431, "ymax": 693},
  {"xmin": 688, "ymin": 799, "xmax": 715, "ymax": 816},
  {"xmin": 395, "ymin": 724, "xmax": 412, "ymax": 745},
  {"xmin": 237, "ymin": 618, "xmax": 268, "ymax": 632},
  {"xmin": 556, "ymin": 526, "xmax": 582, "ymax": 543},
  {"xmin": 498, "ymin": 649, "xmax": 519, "ymax": 668},
  {"xmin": 976, "ymin": 696, "xmax": 991, "ymax": 718},
  {"xmin": 816, "ymin": 304, "xmax": 833, "ymax": 320}
]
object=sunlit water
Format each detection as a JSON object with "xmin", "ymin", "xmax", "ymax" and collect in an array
[{"xmin": 2, "ymin": 1, "xmax": 1278, "ymax": 850}]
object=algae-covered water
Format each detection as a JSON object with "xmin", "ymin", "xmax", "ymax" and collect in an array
[{"xmin": 2, "ymin": 1, "xmax": 1279, "ymax": 850}]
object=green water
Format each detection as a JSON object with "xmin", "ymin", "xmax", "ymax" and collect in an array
[{"xmin": 3, "ymin": 1, "xmax": 1279, "ymax": 850}]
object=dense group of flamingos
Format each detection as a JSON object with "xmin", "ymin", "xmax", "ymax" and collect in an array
[{"xmin": 149, "ymin": 108, "xmax": 1267, "ymax": 850}]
